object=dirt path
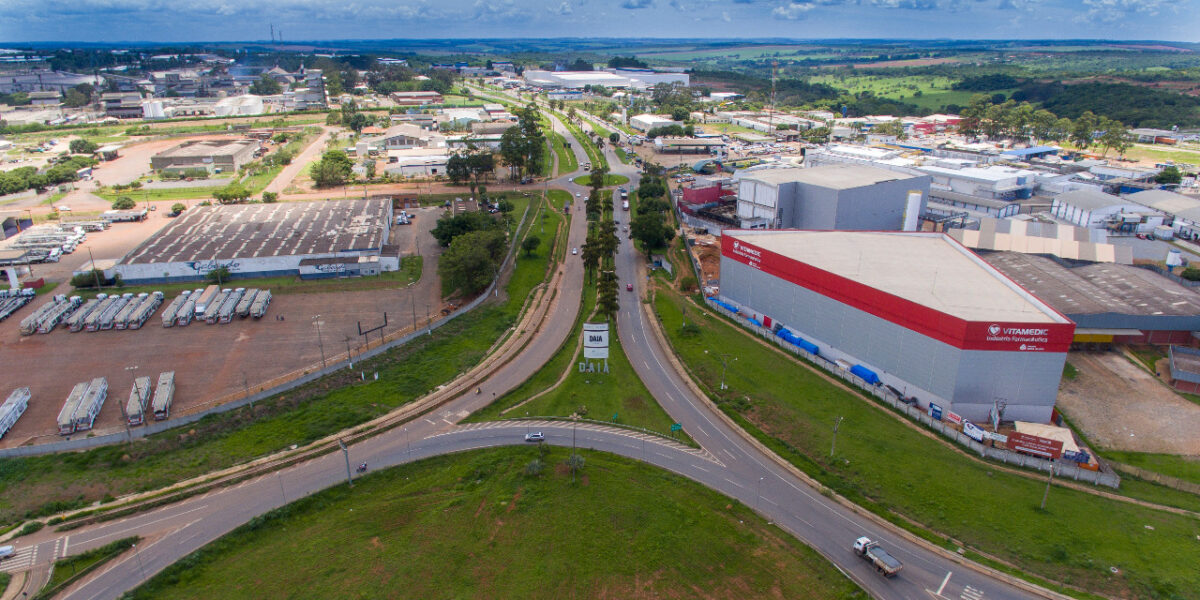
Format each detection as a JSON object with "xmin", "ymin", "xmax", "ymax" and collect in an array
[
  {"xmin": 1058, "ymin": 352, "xmax": 1200, "ymax": 454},
  {"xmin": 264, "ymin": 126, "xmax": 334, "ymax": 195}
]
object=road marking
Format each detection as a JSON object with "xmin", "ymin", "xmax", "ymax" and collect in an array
[
  {"xmin": 723, "ymin": 477, "xmax": 745, "ymax": 490},
  {"xmin": 961, "ymin": 586, "xmax": 984, "ymax": 600},
  {"xmin": 937, "ymin": 571, "xmax": 952, "ymax": 596},
  {"xmin": 74, "ymin": 504, "xmax": 209, "ymax": 545}
]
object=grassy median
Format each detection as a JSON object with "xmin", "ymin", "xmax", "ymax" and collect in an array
[
  {"xmin": 652, "ymin": 289, "xmax": 1200, "ymax": 600},
  {"xmin": 123, "ymin": 448, "xmax": 864, "ymax": 600}
]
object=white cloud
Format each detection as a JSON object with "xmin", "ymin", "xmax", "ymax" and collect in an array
[
  {"xmin": 554, "ymin": 1, "xmax": 574, "ymax": 14},
  {"xmin": 1079, "ymin": 0, "xmax": 1168, "ymax": 23},
  {"xmin": 620, "ymin": 0, "xmax": 654, "ymax": 8},
  {"xmin": 772, "ymin": 1, "xmax": 815, "ymax": 19}
]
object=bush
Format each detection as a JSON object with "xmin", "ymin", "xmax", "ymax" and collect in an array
[
  {"xmin": 111, "ymin": 196, "xmax": 136, "ymax": 210},
  {"xmin": 70, "ymin": 269, "xmax": 111, "ymax": 289},
  {"xmin": 261, "ymin": 191, "xmax": 278, "ymax": 203},
  {"xmin": 1181, "ymin": 266, "xmax": 1200, "ymax": 281},
  {"xmin": 170, "ymin": 203, "xmax": 186, "ymax": 214},
  {"xmin": 69, "ymin": 139, "xmax": 98, "ymax": 154},
  {"xmin": 15, "ymin": 520, "xmax": 45, "ymax": 537}
]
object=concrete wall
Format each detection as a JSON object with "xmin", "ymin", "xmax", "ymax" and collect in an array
[
  {"xmin": 114, "ymin": 249, "xmax": 388, "ymax": 285},
  {"xmin": 720, "ymin": 257, "xmax": 1063, "ymax": 422}
]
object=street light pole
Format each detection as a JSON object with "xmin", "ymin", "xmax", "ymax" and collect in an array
[
  {"xmin": 830, "ymin": 416, "xmax": 844, "ymax": 458},
  {"xmin": 718, "ymin": 353, "xmax": 735, "ymax": 391},
  {"xmin": 1041, "ymin": 459, "xmax": 1055, "ymax": 510},
  {"xmin": 312, "ymin": 314, "xmax": 326, "ymax": 368},
  {"xmin": 337, "ymin": 438, "xmax": 353, "ymax": 487}
]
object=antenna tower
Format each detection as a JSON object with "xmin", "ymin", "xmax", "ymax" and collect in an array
[{"xmin": 768, "ymin": 60, "xmax": 778, "ymax": 135}]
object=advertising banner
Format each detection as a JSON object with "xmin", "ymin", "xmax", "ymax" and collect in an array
[
  {"xmin": 583, "ymin": 322, "xmax": 609, "ymax": 360},
  {"xmin": 1005, "ymin": 432, "xmax": 1064, "ymax": 459},
  {"xmin": 929, "ymin": 402, "xmax": 943, "ymax": 421},
  {"xmin": 946, "ymin": 411, "xmax": 963, "ymax": 426},
  {"xmin": 962, "ymin": 420, "xmax": 985, "ymax": 442}
]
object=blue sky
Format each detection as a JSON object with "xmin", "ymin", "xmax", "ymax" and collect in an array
[{"xmin": 1, "ymin": 0, "xmax": 1196, "ymax": 43}]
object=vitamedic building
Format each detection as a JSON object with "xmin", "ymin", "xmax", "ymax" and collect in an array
[{"xmin": 719, "ymin": 230, "xmax": 1075, "ymax": 423}]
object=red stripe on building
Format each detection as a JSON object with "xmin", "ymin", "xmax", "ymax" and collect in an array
[{"xmin": 722, "ymin": 235, "xmax": 1074, "ymax": 352}]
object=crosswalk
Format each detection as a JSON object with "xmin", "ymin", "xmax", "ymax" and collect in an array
[{"xmin": 0, "ymin": 544, "xmax": 37, "ymax": 573}]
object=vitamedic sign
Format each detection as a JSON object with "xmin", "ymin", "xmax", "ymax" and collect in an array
[{"xmin": 722, "ymin": 234, "xmax": 1074, "ymax": 353}]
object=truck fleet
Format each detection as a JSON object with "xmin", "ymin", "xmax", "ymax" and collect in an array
[
  {"xmin": 0, "ymin": 288, "xmax": 35, "ymax": 323},
  {"xmin": 8, "ymin": 285, "xmax": 271, "ymax": 334},
  {"xmin": 0, "ymin": 388, "xmax": 30, "ymax": 440}
]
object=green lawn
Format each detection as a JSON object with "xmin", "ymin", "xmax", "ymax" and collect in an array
[
  {"xmin": 123, "ymin": 448, "xmax": 864, "ymax": 600},
  {"xmin": 548, "ymin": 131, "xmax": 577, "ymax": 174},
  {"xmin": 653, "ymin": 289, "xmax": 1200, "ymax": 600},
  {"xmin": 1104, "ymin": 452, "xmax": 1200, "ymax": 486},
  {"xmin": 35, "ymin": 537, "xmax": 138, "ymax": 600},
  {"xmin": 613, "ymin": 145, "xmax": 632, "ymax": 165},
  {"xmin": 572, "ymin": 174, "xmax": 629, "ymax": 187},
  {"xmin": 0, "ymin": 196, "xmax": 561, "ymax": 526},
  {"xmin": 809, "ymin": 73, "xmax": 1006, "ymax": 111}
]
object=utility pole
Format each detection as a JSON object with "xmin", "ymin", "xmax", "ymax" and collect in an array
[
  {"xmin": 242, "ymin": 371, "xmax": 254, "ymax": 410},
  {"xmin": 344, "ymin": 336, "xmax": 353, "ymax": 368},
  {"xmin": 1041, "ymin": 459, "xmax": 1055, "ymax": 510},
  {"xmin": 718, "ymin": 353, "xmax": 735, "ymax": 390},
  {"xmin": 121, "ymin": 365, "xmax": 138, "ymax": 443},
  {"xmin": 337, "ymin": 438, "xmax": 353, "ymax": 487},
  {"xmin": 312, "ymin": 314, "xmax": 326, "ymax": 368},
  {"xmin": 830, "ymin": 416, "xmax": 844, "ymax": 458},
  {"xmin": 87, "ymin": 246, "xmax": 102, "ymax": 290},
  {"xmin": 572, "ymin": 417, "xmax": 578, "ymax": 484}
]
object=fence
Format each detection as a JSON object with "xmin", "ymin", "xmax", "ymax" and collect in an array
[
  {"xmin": 0, "ymin": 206, "xmax": 532, "ymax": 459},
  {"xmin": 703, "ymin": 297, "xmax": 1123, "ymax": 489},
  {"xmin": 1109, "ymin": 463, "xmax": 1200, "ymax": 495}
]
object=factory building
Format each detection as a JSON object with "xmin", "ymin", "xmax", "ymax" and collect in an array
[
  {"xmin": 111, "ymin": 199, "xmax": 397, "ymax": 284},
  {"xmin": 719, "ymin": 230, "xmax": 1074, "ymax": 423},
  {"xmin": 149, "ymin": 139, "xmax": 260, "ymax": 173},
  {"xmin": 523, "ymin": 69, "xmax": 688, "ymax": 90},
  {"xmin": 734, "ymin": 165, "xmax": 930, "ymax": 231}
]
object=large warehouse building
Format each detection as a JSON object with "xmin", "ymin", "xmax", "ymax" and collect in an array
[
  {"xmin": 111, "ymin": 199, "xmax": 397, "ymax": 284},
  {"xmin": 719, "ymin": 230, "xmax": 1074, "ymax": 423},
  {"xmin": 735, "ymin": 165, "xmax": 930, "ymax": 231},
  {"xmin": 150, "ymin": 139, "xmax": 260, "ymax": 173}
]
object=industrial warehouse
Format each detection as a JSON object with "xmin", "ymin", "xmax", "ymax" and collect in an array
[
  {"xmin": 111, "ymin": 198, "xmax": 397, "ymax": 284},
  {"xmin": 718, "ymin": 230, "xmax": 1075, "ymax": 423}
]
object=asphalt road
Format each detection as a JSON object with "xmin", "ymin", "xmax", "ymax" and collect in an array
[{"xmin": 4, "ymin": 103, "xmax": 1047, "ymax": 600}]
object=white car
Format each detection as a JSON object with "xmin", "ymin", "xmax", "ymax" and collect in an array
[
  {"xmin": 524, "ymin": 432, "xmax": 545, "ymax": 442},
  {"xmin": 0, "ymin": 545, "xmax": 15, "ymax": 561},
  {"xmin": 575, "ymin": 193, "xmax": 581, "ymax": 198},
  {"xmin": 572, "ymin": 247, "xmax": 578, "ymax": 255}
]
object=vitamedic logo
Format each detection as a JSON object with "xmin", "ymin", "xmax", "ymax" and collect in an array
[{"xmin": 988, "ymin": 324, "xmax": 1001, "ymax": 336}]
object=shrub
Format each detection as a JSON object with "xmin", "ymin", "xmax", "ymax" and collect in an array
[{"xmin": 111, "ymin": 196, "xmax": 136, "ymax": 210}]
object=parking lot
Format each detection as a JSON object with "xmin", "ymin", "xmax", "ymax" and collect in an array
[{"xmin": 0, "ymin": 205, "xmax": 443, "ymax": 449}]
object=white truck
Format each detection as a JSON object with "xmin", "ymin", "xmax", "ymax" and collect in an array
[
  {"xmin": 160, "ymin": 291, "xmax": 190, "ymax": 328},
  {"xmin": 249, "ymin": 289, "xmax": 272, "ymax": 319},
  {"xmin": 126, "ymin": 376, "xmax": 152, "ymax": 426},
  {"xmin": 234, "ymin": 288, "xmax": 259, "ymax": 318},
  {"xmin": 152, "ymin": 371, "xmax": 175, "ymax": 421},
  {"xmin": 0, "ymin": 388, "xmax": 30, "ymax": 440},
  {"xmin": 57, "ymin": 382, "xmax": 90, "ymax": 435},
  {"xmin": 73, "ymin": 377, "xmax": 108, "ymax": 431},
  {"xmin": 854, "ymin": 537, "xmax": 903, "ymax": 578}
]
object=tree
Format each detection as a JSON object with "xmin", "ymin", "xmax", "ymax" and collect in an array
[
  {"xmin": 206, "ymin": 267, "xmax": 232, "ymax": 285},
  {"xmin": 249, "ymin": 74, "xmax": 282, "ymax": 96},
  {"xmin": 170, "ymin": 203, "xmax": 186, "ymax": 214},
  {"xmin": 521, "ymin": 235, "xmax": 541, "ymax": 256},
  {"xmin": 431, "ymin": 211, "xmax": 501, "ymax": 246},
  {"xmin": 212, "ymin": 182, "xmax": 251, "ymax": 204},
  {"xmin": 261, "ymin": 191, "xmax": 279, "ymax": 203},
  {"xmin": 111, "ymin": 196, "xmax": 136, "ymax": 210},
  {"xmin": 311, "ymin": 150, "xmax": 354, "ymax": 188},
  {"xmin": 1097, "ymin": 117, "xmax": 1131, "ymax": 157},
  {"xmin": 69, "ymin": 139, "xmax": 98, "ymax": 154},
  {"xmin": 1157, "ymin": 165, "xmax": 1183, "ymax": 185},
  {"xmin": 446, "ymin": 153, "xmax": 471, "ymax": 185},
  {"xmin": 498, "ymin": 126, "xmax": 527, "ymax": 178},
  {"xmin": 1070, "ymin": 111, "xmax": 1099, "ymax": 150},
  {"xmin": 631, "ymin": 210, "xmax": 674, "ymax": 258},
  {"xmin": 63, "ymin": 88, "xmax": 88, "ymax": 108},
  {"xmin": 597, "ymin": 269, "xmax": 619, "ymax": 321},
  {"xmin": 438, "ymin": 229, "xmax": 506, "ymax": 296},
  {"xmin": 670, "ymin": 107, "xmax": 689, "ymax": 122},
  {"xmin": 608, "ymin": 132, "xmax": 619, "ymax": 144}
]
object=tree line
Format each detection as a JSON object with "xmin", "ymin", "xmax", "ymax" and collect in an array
[{"xmin": 957, "ymin": 94, "xmax": 1133, "ymax": 156}]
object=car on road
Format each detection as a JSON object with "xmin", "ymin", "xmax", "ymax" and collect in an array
[
  {"xmin": 626, "ymin": 283, "xmax": 633, "ymax": 292},
  {"xmin": 0, "ymin": 545, "xmax": 15, "ymax": 561},
  {"xmin": 572, "ymin": 247, "xmax": 578, "ymax": 255},
  {"xmin": 524, "ymin": 432, "xmax": 545, "ymax": 442},
  {"xmin": 575, "ymin": 193, "xmax": 581, "ymax": 198}
]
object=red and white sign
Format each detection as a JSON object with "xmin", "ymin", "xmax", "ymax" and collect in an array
[
  {"xmin": 945, "ymin": 411, "xmax": 963, "ymax": 425},
  {"xmin": 1005, "ymin": 432, "xmax": 1064, "ymax": 459},
  {"xmin": 721, "ymin": 234, "xmax": 1074, "ymax": 353}
]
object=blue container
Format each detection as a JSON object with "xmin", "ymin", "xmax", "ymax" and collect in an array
[{"xmin": 850, "ymin": 364, "xmax": 881, "ymax": 385}]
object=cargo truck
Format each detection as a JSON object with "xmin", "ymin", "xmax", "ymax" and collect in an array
[
  {"xmin": 217, "ymin": 288, "xmax": 244, "ymax": 323},
  {"xmin": 37, "ymin": 295, "xmax": 82, "ymax": 334},
  {"xmin": 0, "ymin": 388, "xmax": 30, "ymax": 440},
  {"xmin": 73, "ymin": 377, "xmax": 107, "ymax": 431},
  {"xmin": 193, "ymin": 284, "xmax": 220, "ymax": 316},
  {"xmin": 160, "ymin": 291, "xmax": 189, "ymax": 327},
  {"xmin": 97, "ymin": 294, "xmax": 132, "ymax": 331},
  {"xmin": 249, "ymin": 289, "xmax": 272, "ymax": 319},
  {"xmin": 127, "ymin": 291, "xmax": 163, "ymax": 329},
  {"xmin": 202, "ymin": 289, "xmax": 230, "ymax": 324},
  {"xmin": 234, "ymin": 288, "xmax": 259, "ymax": 318},
  {"xmin": 83, "ymin": 295, "xmax": 115, "ymax": 332},
  {"xmin": 853, "ymin": 537, "xmax": 903, "ymax": 577},
  {"xmin": 125, "ymin": 376, "xmax": 152, "ymax": 426},
  {"xmin": 152, "ymin": 371, "xmax": 175, "ymax": 421},
  {"xmin": 19, "ymin": 295, "xmax": 66, "ymax": 335},
  {"xmin": 112, "ymin": 293, "xmax": 145, "ymax": 329},
  {"xmin": 57, "ymin": 382, "xmax": 90, "ymax": 435},
  {"xmin": 66, "ymin": 296, "xmax": 102, "ymax": 332}
]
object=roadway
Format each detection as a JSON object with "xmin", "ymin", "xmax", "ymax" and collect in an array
[{"xmin": 3, "ymin": 100, "xmax": 1047, "ymax": 600}]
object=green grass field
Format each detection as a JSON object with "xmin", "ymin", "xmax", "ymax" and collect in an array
[
  {"xmin": 559, "ymin": 116, "xmax": 607, "ymax": 170},
  {"xmin": 0, "ymin": 195, "xmax": 563, "ymax": 526},
  {"xmin": 809, "ymin": 73, "xmax": 1003, "ymax": 111},
  {"xmin": 1104, "ymin": 452, "xmax": 1200, "ymax": 486},
  {"xmin": 548, "ymin": 131, "xmax": 578, "ymax": 174},
  {"xmin": 652, "ymin": 289, "xmax": 1200, "ymax": 600},
  {"xmin": 123, "ymin": 448, "xmax": 864, "ymax": 600},
  {"xmin": 571, "ymin": 174, "xmax": 629, "ymax": 187}
]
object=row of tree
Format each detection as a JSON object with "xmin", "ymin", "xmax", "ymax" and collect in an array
[
  {"xmin": 957, "ymin": 94, "xmax": 1133, "ymax": 155},
  {"xmin": 580, "ymin": 163, "xmax": 621, "ymax": 320}
]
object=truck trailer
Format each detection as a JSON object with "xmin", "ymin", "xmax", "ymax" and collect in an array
[
  {"xmin": 127, "ymin": 291, "xmax": 163, "ymax": 329},
  {"xmin": 249, "ymin": 289, "xmax": 272, "ymax": 319},
  {"xmin": 853, "ymin": 537, "xmax": 903, "ymax": 578},
  {"xmin": 202, "ymin": 289, "xmax": 230, "ymax": 324},
  {"xmin": 234, "ymin": 288, "xmax": 259, "ymax": 318},
  {"xmin": 152, "ymin": 371, "xmax": 175, "ymax": 421},
  {"xmin": 0, "ymin": 388, "xmax": 30, "ymax": 440},
  {"xmin": 112, "ymin": 293, "xmax": 146, "ymax": 329},
  {"xmin": 37, "ymin": 295, "xmax": 82, "ymax": 334},
  {"xmin": 125, "ymin": 376, "xmax": 152, "ymax": 426},
  {"xmin": 57, "ymin": 382, "xmax": 90, "ymax": 435},
  {"xmin": 66, "ymin": 297, "xmax": 102, "ymax": 332},
  {"xmin": 193, "ymin": 284, "xmax": 220, "ymax": 316},
  {"xmin": 217, "ymin": 288, "xmax": 244, "ymax": 323},
  {"xmin": 160, "ymin": 291, "xmax": 190, "ymax": 328},
  {"xmin": 73, "ymin": 377, "xmax": 108, "ymax": 432},
  {"xmin": 19, "ymin": 295, "xmax": 66, "ymax": 335}
]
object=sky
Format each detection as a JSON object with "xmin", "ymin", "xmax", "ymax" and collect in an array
[{"xmin": 1, "ymin": 0, "xmax": 1197, "ymax": 43}]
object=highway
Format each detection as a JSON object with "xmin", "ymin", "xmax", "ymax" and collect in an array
[{"xmin": 3, "ymin": 102, "xmax": 1051, "ymax": 600}]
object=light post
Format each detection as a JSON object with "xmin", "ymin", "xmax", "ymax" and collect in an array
[
  {"xmin": 312, "ymin": 314, "xmax": 326, "ymax": 368},
  {"xmin": 344, "ymin": 336, "xmax": 353, "ymax": 368},
  {"xmin": 120, "ymin": 365, "xmax": 137, "ymax": 443},
  {"xmin": 1041, "ymin": 459, "xmax": 1055, "ymax": 510},
  {"xmin": 337, "ymin": 438, "xmax": 353, "ymax": 487},
  {"xmin": 717, "ymin": 353, "xmax": 735, "ymax": 391},
  {"xmin": 830, "ymin": 416, "xmax": 844, "ymax": 458},
  {"xmin": 133, "ymin": 543, "xmax": 147, "ymax": 582},
  {"xmin": 757, "ymin": 476, "xmax": 764, "ymax": 512}
]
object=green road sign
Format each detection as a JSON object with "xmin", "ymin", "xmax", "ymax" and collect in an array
[{"xmin": 670, "ymin": 423, "xmax": 682, "ymax": 432}]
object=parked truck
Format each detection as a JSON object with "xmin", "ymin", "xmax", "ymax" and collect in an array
[
  {"xmin": 0, "ymin": 388, "xmax": 30, "ymax": 440},
  {"xmin": 125, "ymin": 376, "xmax": 152, "ymax": 426},
  {"xmin": 234, "ymin": 288, "xmax": 259, "ymax": 318},
  {"xmin": 72, "ymin": 377, "xmax": 108, "ymax": 432},
  {"xmin": 37, "ymin": 295, "xmax": 82, "ymax": 334},
  {"xmin": 112, "ymin": 293, "xmax": 146, "ymax": 329},
  {"xmin": 217, "ymin": 288, "xmax": 244, "ymax": 324},
  {"xmin": 249, "ymin": 289, "xmax": 272, "ymax": 319},
  {"xmin": 127, "ymin": 292, "xmax": 163, "ymax": 330},
  {"xmin": 57, "ymin": 382, "xmax": 90, "ymax": 435},
  {"xmin": 66, "ymin": 296, "xmax": 102, "ymax": 332},
  {"xmin": 19, "ymin": 295, "xmax": 66, "ymax": 335},
  {"xmin": 176, "ymin": 289, "xmax": 203, "ymax": 326},
  {"xmin": 152, "ymin": 371, "xmax": 175, "ymax": 421},
  {"xmin": 193, "ymin": 284, "xmax": 220, "ymax": 316},
  {"xmin": 161, "ymin": 291, "xmax": 189, "ymax": 328},
  {"xmin": 202, "ymin": 289, "xmax": 230, "ymax": 324},
  {"xmin": 853, "ymin": 537, "xmax": 903, "ymax": 578}
]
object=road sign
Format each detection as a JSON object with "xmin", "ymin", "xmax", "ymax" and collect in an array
[
  {"xmin": 583, "ymin": 322, "xmax": 609, "ymax": 359},
  {"xmin": 670, "ymin": 423, "xmax": 682, "ymax": 432}
]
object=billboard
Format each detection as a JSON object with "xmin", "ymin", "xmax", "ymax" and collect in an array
[
  {"xmin": 962, "ymin": 420, "xmax": 985, "ymax": 442},
  {"xmin": 583, "ymin": 322, "xmax": 609, "ymax": 360},
  {"xmin": 1005, "ymin": 432, "xmax": 1064, "ymax": 459}
]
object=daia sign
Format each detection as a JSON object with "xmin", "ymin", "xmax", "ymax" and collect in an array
[{"xmin": 583, "ymin": 322, "xmax": 609, "ymax": 360}]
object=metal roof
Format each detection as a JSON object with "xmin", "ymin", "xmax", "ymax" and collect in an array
[
  {"xmin": 1054, "ymin": 189, "xmax": 1138, "ymax": 212},
  {"xmin": 740, "ymin": 164, "xmax": 919, "ymax": 189}
]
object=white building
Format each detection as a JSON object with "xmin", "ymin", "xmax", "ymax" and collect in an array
[
  {"xmin": 915, "ymin": 161, "xmax": 1038, "ymax": 200},
  {"xmin": 1050, "ymin": 189, "xmax": 1164, "ymax": 230},
  {"xmin": 630, "ymin": 114, "xmax": 682, "ymax": 132},
  {"xmin": 523, "ymin": 69, "xmax": 688, "ymax": 90}
]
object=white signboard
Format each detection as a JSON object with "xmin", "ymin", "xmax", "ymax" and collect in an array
[{"xmin": 583, "ymin": 322, "xmax": 609, "ymax": 360}]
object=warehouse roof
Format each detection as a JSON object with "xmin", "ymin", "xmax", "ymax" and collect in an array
[
  {"xmin": 122, "ymin": 198, "xmax": 388, "ymax": 264},
  {"xmin": 1054, "ymin": 188, "xmax": 1136, "ymax": 212},
  {"xmin": 740, "ymin": 164, "xmax": 919, "ymax": 189},
  {"xmin": 984, "ymin": 251, "xmax": 1200, "ymax": 317},
  {"xmin": 153, "ymin": 139, "xmax": 257, "ymax": 159},
  {"xmin": 727, "ymin": 230, "xmax": 1063, "ymax": 323},
  {"xmin": 1126, "ymin": 189, "xmax": 1200, "ymax": 222}
]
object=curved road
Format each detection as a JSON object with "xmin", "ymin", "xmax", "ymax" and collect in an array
[{"xmin": 3, "ymin": 102, "xmax": 1048, "ymax": 600}]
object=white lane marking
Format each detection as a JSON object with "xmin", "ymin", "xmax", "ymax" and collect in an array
[
  {"xmin": 961, "ymin": 586, "xmax": 984, "ymax": 600},
  {"xmin": 723, "ymin": 477, "xmax": 745, "ymax": 490},
  {"xmin": 74, "ymin": 504, "xmax": 209, "ymax": 546},
  {"xmin": 937, "ymin": 571, "xmax": 952, "ymax": 596}
]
